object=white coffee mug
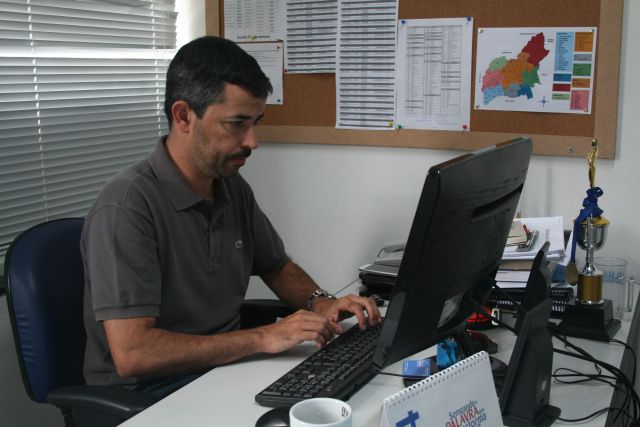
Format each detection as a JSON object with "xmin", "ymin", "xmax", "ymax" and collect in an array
[{"xmin": 289, "ymin": 398, "xmax": 352, "ymax": 427}]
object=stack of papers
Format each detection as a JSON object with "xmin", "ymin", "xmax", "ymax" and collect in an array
[
  {"xmin": 506, "ymin": 221, "xmax": 528, "ymax": 246},
  {"xmin": 502, "ymin": 216, "xmax": 565, "ymax": 261},
  {"xmin": 495, "ymin": 269, "xmax": 532, "ymax": 288}
]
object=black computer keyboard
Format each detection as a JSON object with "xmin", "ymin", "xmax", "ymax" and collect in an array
[{"xmin": 255, "ymin": 321, "xmax": 383, "ymax": 408}]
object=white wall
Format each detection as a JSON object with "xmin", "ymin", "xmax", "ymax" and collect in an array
[
  {"xmin": 244, "ymin": 0, "xmax": 640, "ymax": 298},
  {"xmin": 176, "ymin": 0, "xmax": 205, "ymax": 48}
]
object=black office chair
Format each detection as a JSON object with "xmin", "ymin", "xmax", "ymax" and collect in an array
[{"xmin": 4, "ymin": 218, "xmax": 293, "ymax": 427}]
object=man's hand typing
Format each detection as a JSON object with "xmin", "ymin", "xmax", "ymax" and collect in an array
[
  {"xmin": 313, "ymin": 294, "xmax": 382, "ymax": 330},
  {"xmin": 258, "ymin": 309, "xmax": 339, "ymax": 352}
]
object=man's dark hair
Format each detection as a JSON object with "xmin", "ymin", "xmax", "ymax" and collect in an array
[{"xmin": 164, "ymin": 36, "xmax": 273, "ymax": 125}]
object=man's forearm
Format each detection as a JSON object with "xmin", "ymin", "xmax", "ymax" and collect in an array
[
  {"xmin": 261, "ymin": 260, "xmax": 320, "ymax": 310},
  {"xmin": 104, "ymin": 318, "xmax": 269, "ymax": 378},
  {"xmin": 260, "ymin": 260, "xmax": 382, "ymax": 329}
]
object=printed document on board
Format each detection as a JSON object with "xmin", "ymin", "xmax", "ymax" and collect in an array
[
  {"xmin": 223, "ymin": 0, "xmax": 285, "ymax": 42},
  {"xmin": 335, "ymin": 0, "xmax": 398, "ymax": 129},
  {"xmin": 238, "ymin": 42, "xmax": 284, "ymax": 105},
  {"xmin": 395, "ymin": 18, "xmax": 474, "ymax": 131}
]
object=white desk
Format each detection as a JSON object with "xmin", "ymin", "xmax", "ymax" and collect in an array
[{"xmin": 121, "ymin": 283, "xmax": 638, "ymax": 427}]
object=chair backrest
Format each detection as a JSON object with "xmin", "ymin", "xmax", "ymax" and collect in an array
[{"xmin": 4, "ymin": 218, "xmax": 86, "ymax": 403}]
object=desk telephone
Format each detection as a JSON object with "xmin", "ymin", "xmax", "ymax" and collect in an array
[
  {"xmin": 358, "ymin": 243, "xmax": 405, "ymax": 288},
  {"xmin": 374, "ymin": 242, "xmax": 405, "ymax": 267}
]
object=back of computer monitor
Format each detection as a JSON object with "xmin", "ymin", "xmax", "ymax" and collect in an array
[{"xmin": 373, "ymin": 137, "xmax": 533, "ymax": 369}]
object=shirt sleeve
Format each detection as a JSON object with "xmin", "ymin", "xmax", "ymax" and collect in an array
[{"xmin": 83, "ymin": 204, "xmax": 161, "ymax": 321}]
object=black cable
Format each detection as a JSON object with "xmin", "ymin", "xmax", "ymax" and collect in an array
[
  {"xmin": 611, "ymin": 336, "xmax": 637, "ymax": 386},
  {"xmin": 551, "ymin": 364, "xmax": 633, "ymax": 424},
  {"xmin": 550, "ymin": 358, "xmax": 635, "ymax": 424},
  {"xmin": 549, "ymin": 325, "xmax": 640, "ymax": 425},
  {"xmin": 475, "ymin": 303, "xmax": 517, "ymax": 334},
  {"xmin": 607, "ymin": 406, "xmax": 638, "ymax": 426},
  {"xmin": 553, "ymin": 356, "xmax": 602, "ymax": 381},
  {"xmin": 552, "ymin": 342, "xmax": 634, "ymax": 413},
  {"xmin": 552, "ymin": 369, "xmax": 628, "ymax": 401},
  {"xmin": 551, "ymin": 333, "xmax": 637, "ymax": 400},
  {"xmin": 478, "ymin": 300, "xmax": 640, "ymax": 425},
  {"xmin": 549, "ymin": 328, "xmax": 639, "ymax": 401},
  {"xmin": 608, "ymin": 337, "xmax": 638, "ymax": 424},
  {"xmin": 375, "ymin": 370, "xmax": 427, "ymax": 381},
  {"xmin": 555, "ymin": 406, "xmax": 612, "ymax": 423},
  {"xmin": 552, "ymin": 367, "xmax": 618, "ymax": 387}
]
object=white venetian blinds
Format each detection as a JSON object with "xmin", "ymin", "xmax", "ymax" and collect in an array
[{"xmin": 0, "ymin": 0, "xmax": 177, "ymax": 267}]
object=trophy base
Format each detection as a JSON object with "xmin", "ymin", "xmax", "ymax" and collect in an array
[{"xmin": 557, "ymin": 299, "xmax": 621, "ymax": 342}]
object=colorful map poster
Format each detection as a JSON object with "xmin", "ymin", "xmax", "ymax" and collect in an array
[{"xmin": 474, "ymin": 27, "xmax": 597, "ymax": 114}]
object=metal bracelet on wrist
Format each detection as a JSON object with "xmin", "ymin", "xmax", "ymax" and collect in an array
[{"xmin": 306, "ymin": 288, "xmax": 336, "ymax": 311}]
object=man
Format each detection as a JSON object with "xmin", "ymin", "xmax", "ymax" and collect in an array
[{"xmin": 81, "ymin": 36, "xmax": 380, "ymax": 398}]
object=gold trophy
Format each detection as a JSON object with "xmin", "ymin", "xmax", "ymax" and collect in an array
[
  {"xmin": 559, "ymin": 140, "xmax": 620, "ymax": 341},
  {"xmin": 576, "ymin": 141, "xmax": 609, "ymax": 304}
]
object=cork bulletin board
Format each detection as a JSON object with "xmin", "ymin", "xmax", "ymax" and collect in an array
[{"xmin": 205, "ymin": 0, "xmax": 623, "ymax": 158}]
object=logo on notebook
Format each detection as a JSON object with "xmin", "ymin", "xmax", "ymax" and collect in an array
[
  {"xmin": 396, "ymin": 410, "xmax": 420, "ymax": 427},
  {"xmin": 446, "ymin": 400, "xmax": 487, "ymax": 427},
  {"xmin": 234, "ymin": 240, "xmax": 243, "ymax": 249}
]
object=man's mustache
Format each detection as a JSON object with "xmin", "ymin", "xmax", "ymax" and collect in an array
[{"xmin": 229, "ymin": 148, "xmax": 252, "ymax": 159}]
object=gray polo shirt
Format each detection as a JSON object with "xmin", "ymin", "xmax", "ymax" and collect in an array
[{"xmin": 82, "ymin": 138, "xmax": 288, "ymax": 386}]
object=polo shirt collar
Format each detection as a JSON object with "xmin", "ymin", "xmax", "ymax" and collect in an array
[{"xmin": 148, "ymin": 137, "xmax": 232, "ymax": 211}]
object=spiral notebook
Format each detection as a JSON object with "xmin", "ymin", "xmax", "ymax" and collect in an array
[{"xmin": 378, "ymin": 351, "xmax": 503, "ymax": 427}]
